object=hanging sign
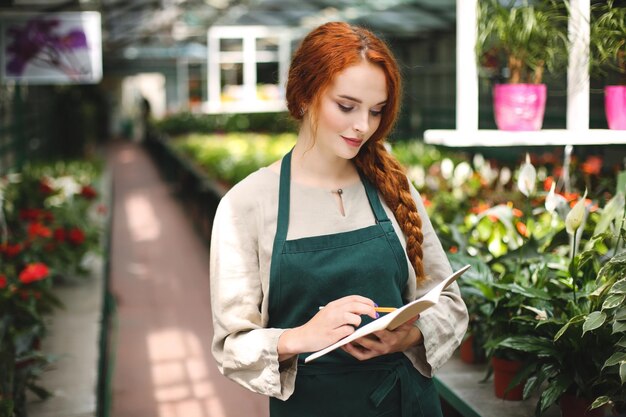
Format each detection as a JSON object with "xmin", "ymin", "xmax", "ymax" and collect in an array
[{"xmin": 0, "ymin": 11, "xmax": 102, "ymax": 84}]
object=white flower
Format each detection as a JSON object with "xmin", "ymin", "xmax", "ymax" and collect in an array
[
  {"xmin": 407, "ymin": 166, "xmax": 425, "ymax": 189},
  {"xmin": 566, "ymin": 190, "xmax": 588, "ymax": 235},
  {"xmin": 517, "ymin": 153, "xmax": 536, "ymax": 197},
  {"xmin": 545, "ymin": 182, "xmax": 558, "ymax": 213},
  {"xmin": 499, "ymin": 167, "xmax": 512, "ymax": 186},
  {"xmin": 472, "ymin": 153, "xmax": 485, "ymax": 170},
  {"xmin": 440, "ymin": 158, "xmax": 454, "ymax": 180},
  {"xmin": 453, "ymin": 161, "xmax": 473, "ymax": 187},
  {"xmin": 524, "ymin": 305, "xmax": 548, "ymax": 321}
]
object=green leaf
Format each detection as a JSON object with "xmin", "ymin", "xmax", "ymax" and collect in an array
[
  {"xmin": 539, "ymin": 374, "xmax": 570, "ymax": 413},
  {"xmin": 555, "ymin": 315, "xmax": 585, "ymax": 341},
  {"xmin": 507, "ymin": 283, "xmax": 552, "ymax": 300},
  {"xmin": 617, "ymin": 335, "xmax": 626, "ymax": 348},
  {"xmin": 603, "ymin": 352, "xmax": 626, "ymax": 368},
  {"xmin": 616, "ymin": 307, "xmax": 626, "ymax": 321},
  {"xmin": 590, "ymin": 396, "xmax": 611, "ymax": 410},
  {"xmin": 603, "ymin": 293, "xmax": 626, "ymax": 310},
  {"xmin": 621, "ymin": 362, "xmax": 626, "ymax": 385},
  {"xmin": 612, "ymin": 278, "xmax": 626, "ymax": 294},
  {"xmin": 498, "ymin": 336, "xmax": 558, "ymax": 356},
  {"xmin": 614, "ymin": 321, "xmax": 626, "ymax": 334},
  {"xmin": 582, "ymin": 311, "xmax": 606, "ymax": 336},
  {"xmin": 26, "ymin": 382, "xmax": 52, "ymax": 400}
]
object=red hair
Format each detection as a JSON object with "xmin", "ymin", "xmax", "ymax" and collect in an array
[{"xmin": 286, "ymin": 22, "xmax": 425, "ymax": 283}]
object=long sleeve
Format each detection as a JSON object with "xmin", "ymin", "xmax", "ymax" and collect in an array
[
  {"xmin": 401, "ymin": 184, "xmax": 469, "ymax": 376},
  {"xmin": 209, "ymin": 178, "xmax": 297, "ymax": 400}
]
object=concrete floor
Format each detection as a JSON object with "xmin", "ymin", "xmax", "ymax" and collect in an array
[{"xmin": 107, "ymin": 141, "xmax": 268, "ymax": 417}]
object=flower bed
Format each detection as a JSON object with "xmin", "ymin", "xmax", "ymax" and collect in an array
[{"xmin": 0, "ymin": 160, "xmax": 105, "ymax": 417}]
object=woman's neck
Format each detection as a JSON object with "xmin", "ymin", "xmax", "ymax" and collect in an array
[{"xmin": 290, "ymin": 135, "xmax": 359, "ymax": 190}]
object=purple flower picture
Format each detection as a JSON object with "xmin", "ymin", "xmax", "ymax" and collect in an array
[{"xmin": 1, "ymin": 12, "xmax": 102, "ymax": 84}]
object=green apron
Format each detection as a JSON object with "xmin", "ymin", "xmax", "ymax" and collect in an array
[{"xmin": 268, "ymin": 151, "xmax": 443, "ymax": 417}]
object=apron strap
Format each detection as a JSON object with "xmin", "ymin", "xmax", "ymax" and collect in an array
[
  {"xmin": 268, "ymin": 150, "xmax": 292, "ymax": 306},
  {"xmin": 359, "ymin": 172, "xmax": 392, "ymax": 224},
  {"xmin": 274, "ymin": 149, "xmax": 292, "ymax": 245}
]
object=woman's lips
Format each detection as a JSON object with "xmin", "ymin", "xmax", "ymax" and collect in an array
[{"xmin": 341, "ymin": 136, "xmax": 363, "ymax": 147}]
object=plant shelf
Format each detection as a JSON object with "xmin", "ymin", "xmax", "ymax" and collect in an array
[{"xmin": 424, "ymin": 129, "xmax": 626, "ymax": 147}]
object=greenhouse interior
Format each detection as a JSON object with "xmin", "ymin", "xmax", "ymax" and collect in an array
[{"xmin": 1, "ymin": 0, "xmax": 626, "ymax": 417}]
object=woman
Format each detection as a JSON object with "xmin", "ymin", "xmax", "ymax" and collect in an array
[{"xmin": 210, "ymin": 21, "xmax": 468, "ymax": 417}]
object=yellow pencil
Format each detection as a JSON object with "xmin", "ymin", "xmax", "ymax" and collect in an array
[{"xmin": 318, "ymin": 306, "xmax": 397, "ymax": 313}]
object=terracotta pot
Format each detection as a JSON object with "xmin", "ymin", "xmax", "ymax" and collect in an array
[
  {"xmin": 460, "ymin": 334, "xmax": 485, "ymax": 364},
  {"xmin": 493, "ymin": 83, "xmax": 547, "ymax": 131},
  {"xmin": 605, "ymin": 85, "xmax": 626, "ymax": 130},
  {"xmin": 491, "ymin": 356, "xmax": 525, "ymax": 401},
  {"xmin": 559, "ymin": 393, "xmax": 604, "ymax": 417},
  {"xmin": 460, "ymin": 335, "xmax": 475, "ymax": 364}
]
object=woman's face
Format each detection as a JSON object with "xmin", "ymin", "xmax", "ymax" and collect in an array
[{"xmin": 309, "ymin": 60, "xmax": 388, "ymax": 160}]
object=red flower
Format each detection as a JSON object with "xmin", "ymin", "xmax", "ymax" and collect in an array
[
  {"xmin": 516, "ymin": 222, "xmax": 529, "ymax": 237},
  {"xmin": 19, "ymin": 208, "xmax": 53, "ymax": 223},
  {"xmin": 28, "ymin": 222, "xmax": 52, "ymax": 239},
  {"xmin": 543, "ymin": 176, "xmax": 554, "ymax": 192},
  {"xmin": 53, "ymin": 228, "xmax": 66, "ymax": 242},
  {"xmin": 449, "ymin": 246, "xmax": 458, "ymax": 254},
  {"xmin": 40, "ymin": 180, "xmax": 54, "ymax": 194},
  {"xmin": 1, "ymin": 243, "xmax": 22, "ymax": 258},
  {"xmin": 581, "ymin": 156, "xmax": 602, "ymax": 176},
  {"xmin": 19, "ymin": 208, "xmax": 41, "ymax": 221},
  {"xmin": 19, "ymin": 263, "xmax": 49, "ymax": 284},
  {"xmin": 68, "ymin": 227, "xmax": 85, "ymax": 245},
  {"xmin": 80, "ymin": 185, "xmax": 98, "ymax": 199},
  {"xmin": 470, "ymin": 202, "xmax": 490, "ymax": 214},
  {"xmin": 0, "ymin": 275, "xmax": 7, "ymax": 289}
]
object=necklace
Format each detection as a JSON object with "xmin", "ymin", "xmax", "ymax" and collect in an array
[{"xmin": 331, "ymin": 188, "xmax": 343, "ymax": 195}]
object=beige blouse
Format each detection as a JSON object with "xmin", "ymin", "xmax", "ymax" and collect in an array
[{"xmin": 210, "ymin": 165, "xmax": 468, "ymax": 401}]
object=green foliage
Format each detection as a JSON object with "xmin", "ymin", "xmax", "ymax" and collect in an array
[
  {"xmin": 155, "ymin": 112, "xmax": 297, "ymax": 136},
  {"xmin": 171, "ymin": 133, "xmax": 296, "ymax": 186},
  {"xmin": 476, "ymin": 0, "xmax": 570, "ymax": 83},
  {"xmin": 590, "ymin": 0, "xmax": 626, "ymax": 83}
]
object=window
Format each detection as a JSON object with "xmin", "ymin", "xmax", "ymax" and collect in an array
[{"xmin": 207, "ymin": 26, "xmax": 291, "ymax": 113}]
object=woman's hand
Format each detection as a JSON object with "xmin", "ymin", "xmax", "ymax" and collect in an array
[
  {"xmin": 278, "ymin": 295, "xmax": 377, "ymax": 361},
  {"xmin": 341, "ymin": 315, "xmax": 422, "ymax": 361}
]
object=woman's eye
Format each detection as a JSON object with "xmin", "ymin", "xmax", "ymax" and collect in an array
[
  {"xmin": 338, "ymin": 103, "xmax": 353, "ymax": 112},
  {"xmin": 370, "ymin": 109, "xmax": 383, "ymax": 117}
]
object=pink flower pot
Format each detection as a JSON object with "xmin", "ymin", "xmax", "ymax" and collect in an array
[
  {"xmin": 493, "ymin": 83, "xmax": 547, "ymax": 131},
  {"xmin": 605, "ymin": 85, "xmax": 626, "ymax": 130}
]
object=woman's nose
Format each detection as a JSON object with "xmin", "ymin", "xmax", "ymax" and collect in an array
[{"xmin": 353, "ymin": 111, "xmax": 369, "ymax": 134}]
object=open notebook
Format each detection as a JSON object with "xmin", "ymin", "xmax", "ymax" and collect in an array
[{"xmin": 304, "ymin": 264, "xmax": 471, "ymax": 363}]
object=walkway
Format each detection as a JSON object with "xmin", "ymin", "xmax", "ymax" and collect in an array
[{"xmin": 107, "ymin": 141, "xmax": 268, "ymax": 417}]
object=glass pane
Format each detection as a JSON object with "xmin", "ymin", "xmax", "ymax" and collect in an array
[
  {"xmin": 220, "ymin": 63, "xmax": 243, "ymax": 87},
  {"xmin": 256, "ymin": 62, "xmax": 279, "ymax": 85},
  {"xmin": 220, "ymin": 38, "xmax": 243, "ymax": 52},
  {"xmin": 256, "ymin": 37, "xmax": 279, "ymax": 52},
  {"xmin": 220, "ymin": 63, "xmax": 244, "ymax": 102}
]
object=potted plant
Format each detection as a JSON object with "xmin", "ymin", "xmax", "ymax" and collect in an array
[
  {"xmin": 491, "ymin": 190, "xmax": 626, "ymax": 416},
  {"xmin": 476, "ymin": 0, "xmax": 570, "ymax": 130},
  {"xmin": 590, "ymin": 0, "xmax": 626, "ymax": 130}
]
